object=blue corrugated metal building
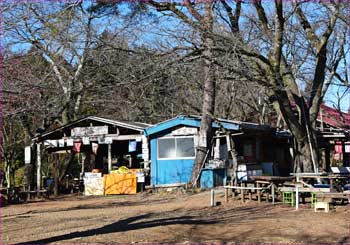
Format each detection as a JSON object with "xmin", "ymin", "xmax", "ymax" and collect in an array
[
  {"xmin": 144, "ymin": 115, "xmax": 292, "ymax": 187},
  {"xmin": 144, "ymin": 115, "xmax": 241, "ymax": 186}
]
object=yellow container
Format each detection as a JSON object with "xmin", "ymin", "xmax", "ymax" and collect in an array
[{"xmin": 103, "ymin": 173, "xmax": 137, "ymax": 195}]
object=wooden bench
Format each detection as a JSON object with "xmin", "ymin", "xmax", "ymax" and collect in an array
[
  {"xmin": 224, "ymin": 185, "xmax": 267, "ymax": 203},
  {"xmin": 20, "ymin": 189, "xmax": 49, "ymax": 200},
  {"xmin": 315, "ymin": 192, "xmax": 350, "ymax": 204}
]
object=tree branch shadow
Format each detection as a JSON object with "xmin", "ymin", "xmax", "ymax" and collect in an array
[{"xmin": 17, "ymin": 212, "xmax": 216, "ymax": 244}]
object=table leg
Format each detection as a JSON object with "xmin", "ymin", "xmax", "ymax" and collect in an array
[
  {"xmin": 330, "ymin": 179, "xmax": 334, "ymax": 192},
  {"xmin": 257, "ymin": 182, "xmax": 261, "ymax": 204},
  {"xmin": 296, "ymin": 186, "xmax": 299, "ymax": 210}
]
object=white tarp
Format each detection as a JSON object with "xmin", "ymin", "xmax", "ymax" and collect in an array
[{"xmin": 84, "ymin": 176, "xmax": 104, "ymax": 196}]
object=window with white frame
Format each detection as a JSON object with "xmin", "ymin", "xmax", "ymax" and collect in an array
[{"xmin": 158, "ymin": 136, "xmax": 195, "ymax": 159}]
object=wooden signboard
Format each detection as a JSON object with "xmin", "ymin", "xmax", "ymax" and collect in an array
[{"xmin": 71, "ymin": 126, "xmax": 108, "ymax": 137}]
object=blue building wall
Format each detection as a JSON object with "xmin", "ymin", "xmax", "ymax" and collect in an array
[
  {"xmin": 200, "ymin": 168, "xmax": 226, "ymax": 189},
  {"xmin": 156, "ymin": 159, "xmax": 194, "ymax": 184},
  {"xmin": 150, "ymin": 137, "xmax": 195, "ymax": 185}
]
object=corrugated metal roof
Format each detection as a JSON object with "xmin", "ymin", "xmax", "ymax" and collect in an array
[
  {"xmin": 145, "ymin": 114, "xmax": 280, "ymax": 136},
  {"xmin": 32, "ymin": 116, "xmax": 152, "ymax": 141},
  {"xmin": 188, "ymin": 115, "xmax": 273, "ymax": 131},
  {"xmin": 87, "ymin": 116, "xmax": 152, "ymax": 130},
  {"xmin": 319, "ymin": 104, "xmax": 350, "ymax": 130}
]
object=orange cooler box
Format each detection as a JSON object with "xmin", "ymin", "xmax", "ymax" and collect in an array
[{"xmin": 103, "ymin": 173, "xmax": 137, "ymax": 195}]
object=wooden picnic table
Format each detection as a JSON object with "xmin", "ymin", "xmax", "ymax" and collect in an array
[
  {"xmin": 316, "ymin": 191, "xmax": 350, "ymax": 203},
  {"xmin": 249, "ymin": 176, "xmax": 296, "ymax": 182},
  {"xmin": 248, "ymin": 176, "xmax": 296, "ymax": 204},
  {"xmin": 288, "ymin": 173, "xmax": 350, "ymax": 209},
  {"xmin": 224, "ymin": 175, "xmax": 295, "ymax": 204}
]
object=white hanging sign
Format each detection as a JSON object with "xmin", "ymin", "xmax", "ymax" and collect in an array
[
  {"xmin": 44, "ymin": 140, "xmax": 58, "ymax": 147},
  {"xmin": 98, "ymin": 137, "xmax": 112, "ymax": 144},
  {"xmin": 66, "ymin": 139, "xmax": 74, "ymax": 146},
  {"xmin": 345, "ymin": 144, "xmax": 350, "ymax": 153},
  {"xmin": 25, "ymin": 146, "xmax": 31, "ymax": 164},
  {"xmin": 83, "ymin": 136, "xmax": 90, "ymax": 145},
  {"xmin": 92, "ymin": 143, "xmax": 99, "ymax": 155}
]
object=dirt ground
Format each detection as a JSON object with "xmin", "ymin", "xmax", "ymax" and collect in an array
[{"xmin": 1, "ymin": 189, "xmax": 350, "ymax": 244}]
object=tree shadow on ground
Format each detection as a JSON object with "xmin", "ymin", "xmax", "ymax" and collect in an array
[
  {"xmin": 16, "ymin": 213, "xmax": 216, "ymax": 244},
  {"xmin": 14, "ymin": 204, "xmax": 306, "ymax": 244}
]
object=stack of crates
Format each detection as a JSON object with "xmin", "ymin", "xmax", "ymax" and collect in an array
[
  {"xmin": 311, "ymin": 192, "xmax": 317, "ymax": 207},
  {"xmin": 283, "ymin": 191, "xmax": 295, "ymax": 206}
]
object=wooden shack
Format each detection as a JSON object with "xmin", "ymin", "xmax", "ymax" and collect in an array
[{"xmin": 29, "ymin": 116, "xmax": 151, "ymax": 194}]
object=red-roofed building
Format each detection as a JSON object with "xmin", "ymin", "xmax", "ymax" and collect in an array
[
  {"xmin": 317, "ymin": 104, "xmax": 350, "ymax": 169},
  {"xmin": 318, "ymin": 104, "xmax": 350, "ymax": 131}
]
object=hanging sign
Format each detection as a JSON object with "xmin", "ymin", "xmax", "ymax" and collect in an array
[
  {"xmin": 66, "ymin": 139, "xmax": 74, "ymax": 146},
  {"xmin": 25, "ymin": 146, "xmax": 31, "ymax": 164},
  {"xmin": 334, "ymin": 143, "xmax": 343, "ymax": 153},
  {"xmin": 92, "ymin": 142, "xmax": 99, "ymax": 155},
  {"xmin": 345, "ymin": 142, "xmax": 350, "ymax": 153},
  {"xmin": 82, "ymin": 136, "xmax": 90, "ymax": 145},
  {"xmin": 128, "ymin": 141, "xmax": 137, "ymax": 152},
  {"xmin": 136, "ymin": 172, "xmax": 145, "ymax": 183},
  {"xmin": 73, "ymin": 142, "xmax": 82, "ymax": 153},
  {"xmin": 58, "ymin": 139, "xmax": 65, "ymax": 147},
  {"xmin": 44, "ymin": 140, "xmax": 58, "ymax": 147},
  {"xmin": 98, "ymin": 137, "xmax": 113, "ymax": 144}
]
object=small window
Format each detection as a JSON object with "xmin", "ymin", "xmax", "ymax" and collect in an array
[
  {"xmin": 158, "ymin": 138, "xmax": 176, "ymax": 159},
  {"xmin": 158, "ymin": 137, "xmax": 195, "ymax": 159},
  {"xmin": 176, "ymin": 138, "xmax": 195, "ymax": 157}
]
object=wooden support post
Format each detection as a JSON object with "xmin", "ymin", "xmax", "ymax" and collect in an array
[
  {"xmin": 232, "ymin": 189, "xmax": 236, "ymax": 200},
  {"xmin": 272, "ymin": 184, "xmax": 275, "ymax": 205},
  {"xmin": 214, "ymin": 133, "xmax": 220, "ymax": 159},
  {"xmin": 53, "ymin": 154, "xmax": 59, "ymax": 197},
  {"xmin": 330, "ymin": 178, "xmax": 334, "ymax": 192},
  {"xmin": 81, "ymin": 153, "xmax": 84, "ymax": 178},
  {"xmin": 240, "ymin": 182, "xmax": 244, "ymax": 203},
  {"xmin": 249, "ymin": 191, "xmax": 252, "ymax": 201},
  {"xmin": 257, "ymin": 182, "xmax": 261, "ymax": 204},
  {"xmin": 296, "ymin": 186, "xmax": 299, "ymax": 210},
  {"xmin": 210, "ymin": 189, "xmax": 215, "ymax": 207},
  {"xmin": 266, "ymin": 191, "xmax": 269, "ymax": 203},
  {"xmin": 108, "ymin": 143, "xmax": 112, "ymax": 173},
  {"xmin": 225, "ymin": 188, "xmax": 228, "ymax": 203},
  {"xmin": 36, "ymin": 143, "xmax": 41, "ymax": 196}
]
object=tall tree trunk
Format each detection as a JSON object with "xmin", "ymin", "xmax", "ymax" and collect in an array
[
  {"xmin": 286, "ymin": 114, "xmax": 319, "ymax": 173},
  {"xmin": 5, "ymin": 163, "xmax": 11, "ymax": 188},
  {"xmin": 189, "ymin": 3, "xmax": 215, "ymax": 187},
  {"xmin": 294, "ymin": 139, "xmax": 316, "ymax": 173}
]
